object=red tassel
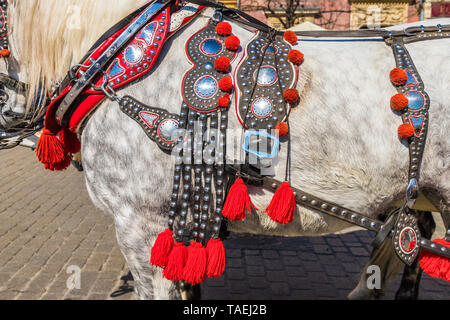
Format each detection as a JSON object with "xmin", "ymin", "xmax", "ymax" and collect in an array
[
  {"xmin": 206, "ymin": 238, "xmax": 226, "ymax": 278},
  {"xmin": 419, "ymin": 238, "xmax": 450, "ymax": 282},
  {"xmin": 150, "ymin": 229, "xmax": 174, "ymax": 268},
  {"xmin": 222, "ymin": 178, "xmax": 257, "ymax": 221},
  {"xmin": 36, "ymin": 128, "xmax": 67, "ymax": 166},
  {"xmin": 44, "ymin": 153, "xmax": 72, "ymax": 171},
  {"xmin": 265, "ymin": 181, "xmax": 296, "ymax": 224},
  {"xmin": 59, "ymin": 128, "xmax": 81, "ymax": 154},
  {"xmin": 182, "ymin": 241, "xmax": 207, "ymax": 285},
  {"xmin": 163, "ymin": 241, "xmax": 188, "ymax": 281}
]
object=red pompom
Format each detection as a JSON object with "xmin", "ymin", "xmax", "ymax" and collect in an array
[
  {"xmin": 275, "ymin": 122, "xmax": 289, "ymax": 137},
  {"xmin": 419, "ymin": 238, "xmax": 450, "ymax": 282},
  {"xmin": 163, "ymin": 241, "xmax": 188, "ymax": 281},
  {"xmin": 284, "ymin": 30, "xmax": 298, "ymax": 45},
  {"xmin": 216, "ymin": 21, "xmax": 232, "ymax": 36},
  {"xmin": 283, "ymin": 88, "xmax": 299, "ymax": 104},
  {"xmin": 150, "ymin": 229, "xmax": 174, "ymax": 268},
  {"xmin": 222, "ymin": 178, "xmax": 257, "ymax": 221},
  {"xmin": 219, "ymin": 77, "xmax": 233, "ymax": 92},
  {"xmin": 225, "ymin": 35, "xmax": 240, "ymax": 51},
  {"xmin": 390, "ymin": 68, "xmax": 408, "ymax": 86},
  {"xmin": 215, "ymin": 56, "xmax": 230, "ymax": 72},
  {"xmin": 398, "ymin": 123, "xmax": 415, "ymax": 139},
  {"xmin": 182, "ymin": 241, "xmax": 207, "ymax": 285},
  {"xmin": 36, "ymin": 128, "xmax": 68, "ymax": 168},
  {"xmin": 206, "ymin": 238, "xmax": 226, "ymax": 278},
  {"xmin": 218, "ymin": 94, "xmax": 231, "ymax": 108},
  {"xmin": 265, "ymin": 182, "xmax": 296, "ymax": 224},
  {"xmin": 59, "ymin": 128, "xmax": 81, "ymax": 154},
  {"xmin": 390, "ymin": 93, "xmax": 409, "ymax": 111},
  {"xmin": 288, "ymin": 49, "xmax": 304, "ymax": 65},
  {"xmin": 0, "ymin": 49, "xmax": 11, "ymax": 58}
]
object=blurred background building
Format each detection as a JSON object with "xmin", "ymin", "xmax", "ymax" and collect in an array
[{"xmin": 221, "ymin": 0, "xmax": 450, "ymax": 30}]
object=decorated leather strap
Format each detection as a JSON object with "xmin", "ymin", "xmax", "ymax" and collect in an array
[
  {"xmin": 118, "ymin": 95, "xmax": 181, "ymax": 150},
  {"xmin": 235, "ymin": 31, "xmax": 296, "ymax": 129},
  {"xmin": 390, "ymin": 38, "xmax": 430, "ymax": 209}
]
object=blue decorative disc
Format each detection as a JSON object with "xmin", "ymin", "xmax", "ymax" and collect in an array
[
  {"xmin": 254, "ymin": 66, "xmax": 278, "ymax": 86},
  {"xmin": 124, "ymin": 45, "xmax": 143, "ymax": 64},
  {"xmin": 251, "ymin": 98, "xmax": 273, "ymax": 118},
  {"xmin": 199, "ymin": 38, "xmax": 223, "ymax": 56},
  {"xmin": 405, "ymin": 90, "xmax": 425, "ymax": 111},
  {"xmin": 194, "ymin": 75, "xmax": 218, "ymax": 99},
  {"xmin": 158, "ymin": 119, "xmax": 179, "ymax": 143}
]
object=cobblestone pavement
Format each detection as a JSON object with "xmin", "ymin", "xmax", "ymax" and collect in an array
[{"xmin": 1, "ymin": 147, "xmax": 449, "ymax": 300}]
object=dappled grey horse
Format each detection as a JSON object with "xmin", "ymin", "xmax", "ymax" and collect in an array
[{"xmin": 1, "ymin": 0, "xmax": 449, "ymax": 299}]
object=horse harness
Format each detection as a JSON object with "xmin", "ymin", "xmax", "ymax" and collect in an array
[
  {"xmin": 31, "ymin": 0, "xmax": 450, "ymax": 280},
  {"xmin": 0, "ymin": 0, "xmax": 41, "ymax": 150}
]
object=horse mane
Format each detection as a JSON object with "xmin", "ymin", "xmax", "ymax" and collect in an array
[{"xmin": 8, "ymin": 0, "xmax": 148, "ymax": 115}]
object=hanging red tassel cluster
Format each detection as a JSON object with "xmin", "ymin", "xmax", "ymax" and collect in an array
[
  {"xmin": 222, "ymin": 178, "xmax": 297, "ymax": 225},
  {"xmin": 150, "ymin": 230, "xmax": 226, "ymax": 284},
  {"xmin": 36, "ymin": 127, "xmax": 81, "ymax": 171}
]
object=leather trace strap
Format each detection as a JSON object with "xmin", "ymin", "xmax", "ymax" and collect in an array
[{"xmin": 261, "ymin": 176, "xmax": 450, "ymax": 261}]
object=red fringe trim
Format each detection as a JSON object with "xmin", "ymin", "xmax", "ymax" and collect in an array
[{"xmin": 419, "ymin": 238, "xmax": 450, "ymax": 282}]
